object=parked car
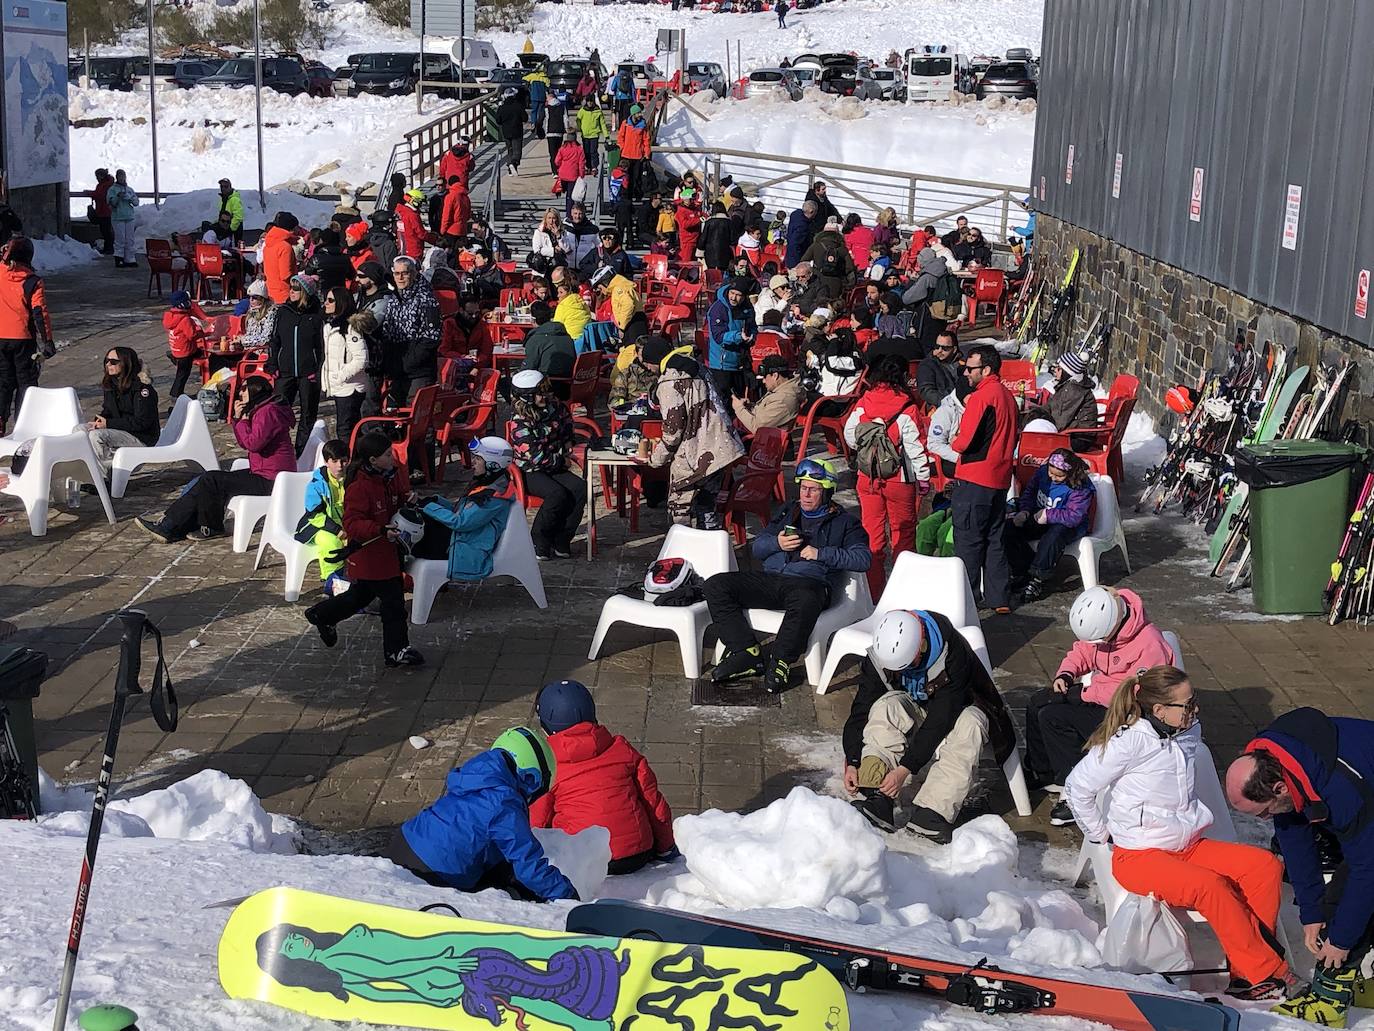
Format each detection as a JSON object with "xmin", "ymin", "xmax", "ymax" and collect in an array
[
  {"xmin": 1004, "ymin": 47, "xmax": 1035, "ymax": 63},
  {"xmin": 74, "ymin": 56, "xmax": 139, "ymax": 90},
  {"xmin": 516, "ymin": 52, "xmax": 549, "ymax": 71},
  {"xmin": 546, "ymin": 57, "xmax": 606, "ymax": 94},
  {"xmin": 817, "ymin": 52, "xmax": 858, "ymax": 68},
  {"xmin": 305, "ymin": 62, "xmax": 335, "ymax": 97},
  {"xmin": 613, "ymin": 62, "xmax": 652, "ymax": 95},
  {"xmin": 342, "ymin": 52, "xmax": 419, "ymax": 96},
  {"xmin": 817, "ymin": 65, "xmax": 858, "ymax": 96},
  {"xmin": 857, "ymin": 66, "xmax": 904, "ymax": 101},
  {"xmin": 789, "ymin": 66, "xmax": 819, "ymax": 90},
  {"xmin": 686, "ymin": 61, "xmax": 727, "ymax": 98},
  {"xmin": 745, "ymin": 68, "xmax": 802, "ymax": 101},
  {"xmin": 134, "ymin": 58, "xmax": 218, "ymax": 91},
  {"xmin": 485, "ymin": 65, "xmax": 530, "ymax": 107},
  {"xmin": 200, "ymin": 56, "xmax": 309, "ymax": 94},
  {"xmin": 976, "ymin": 61, "xmax": 1037, "ymax": 100}
]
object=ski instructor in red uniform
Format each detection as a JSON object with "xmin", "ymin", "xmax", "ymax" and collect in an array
[{"xmin": 948, "ymin": 344, "xmax": 1018, "ymax": 613}]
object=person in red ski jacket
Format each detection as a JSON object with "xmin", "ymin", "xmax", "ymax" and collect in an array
[
  {"xmin": 437, "ymin": 141, "xmax": 474, "ymax": 189},
  {"xmin": 303, "ymin": 430, "xmax": 423, "ymax": 668},
  {"xmin": 344, "ymin": 220, "xmax": 374, "ymax": 270},
  {"xmin": 162, "ymin": 289, "xmax": 210, "ymax": 401},
  {"xmin": 440, "ymin": 177, "xmax": 472, "ymax": 241},
  {"xmin": 395, "ymin": 190, "xmax": 427, "ymax": 260},
  {"xmin": 675, "ymin": 198, "xmax": 703, "ymax": 265},
  {"xmin": 950, "ymin": 344, "xmax": 1019, "ymax": 612},
  {"xmin": 529, "ymin": 679, "xmax": 677, "ymax": 873}
]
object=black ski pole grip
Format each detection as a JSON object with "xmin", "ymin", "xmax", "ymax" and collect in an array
[{"xmin": 114, "ymin": 610, "xmax": 148, "ymax": 699}]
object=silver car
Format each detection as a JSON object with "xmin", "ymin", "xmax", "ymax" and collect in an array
[
  {"xmin": 746, "ymin": 68, "xmax": 803, "ymax": 101},
  {"xmin": 686, "ymin": 61, "xmax": 727, "ymax": 98},
  {"xmin": 856, "ymin": 66, "xmax": 904, "ymax": 101}
]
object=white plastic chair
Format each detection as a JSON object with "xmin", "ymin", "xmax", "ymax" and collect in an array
[
  {"xmin": 252, "ymin": 471, "xmax": 316, "ymax": 601},
  {"xmin": 960, "ymin": 623, "xmax": 1033, "ymax": 818},
  {"xmin": 109, "ymin": 395, "xmax": 220, "ymax": 498},
  {"xmin": 0, "ymin": 386, "xmax": 83, "ymax": 458},
  {"xmin": 711, "ymin": 570, "xmax": 873, "ymax": 687},
  {"xmin": 227, "ymin": 420, "xmax": 326, "ymax": 553},
  {"xmin": 1076, "ymin": 473, "xmax": 1131, "ymax": 589},
  {"xmin": 409, "ymin": 501, "xmax": 548, "ymax": 624},
  {"xmin": 0, "ymin": 431, "xmax": 117, "ymax": 536},
  {"xmin": 815, "ymin": 553, "xmax": 980, "ymax": 694},
  {"xmin": 589, "ymin": 527, "xmax": 738, "ymax": 678}
]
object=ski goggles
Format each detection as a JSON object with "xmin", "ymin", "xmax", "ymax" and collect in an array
[{"xmin": 794, "ymin": 458, "xmax": 838, "ymax": 490}]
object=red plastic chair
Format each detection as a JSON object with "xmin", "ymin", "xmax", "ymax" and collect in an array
[
  {"xmin": 999, "ymin": 359, "xmax": 1037, "ymax": 408},
  {"xmin": 435, "ymin": 370, "xmax": 501, "ymax": 479},
  {"xmin": 1098, "ymin": 373, "xmax": 1140, "ymax": 412},
  {"xmin": 434, "ymin": 288, "xmax": 460, "ymax": 317},
  {"xmin": 193, "ymin": 244, "xmax": 242, "ymax": 302},
  {"xmin": 1016, "ymin": 429, "xmax": 1075, "ymax": 486},
  {"xmin": 350, "ymin": 384, "xmax": 441, "ymax": 482},
  {"xmin": 964, "ymin": 269, "xmax": 1008, "ymax": 328},
  {"xmin": 145, "ymin": 238, "xmax": 192, "ymax": 298},
  {"xmin": 644, "ymin": 253, "xmax": 669, "ymax": 281},
  {"xmin": 795, "ymin": 373, "xmax": 867, "ymax": 462},
  {"xmin": 1074, "ymin": 395, "xmax": 1135, "ymax": 486},
  {"xmin": 547, "ymin": 351, "xmax": 603, "ymax": 417},
  {"xmin": 719, "ymin": 427, "xmax": 787, "ymax": 546},
  {"xmin": 648, "ymin": 301, "xmax": 693, "ymax": 339}
]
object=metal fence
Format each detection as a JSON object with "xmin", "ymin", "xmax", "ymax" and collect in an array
[
  {"xmin": 652, "ymin": 145, "xmax": 1029, "ymax": 241},
  {"xmin": 1032, "ymin": 0, "xmax": 1374, "ymax": 349},
  {"xmin": 372, "ymin": 89, "xmax": 495, "ymax": 213}
]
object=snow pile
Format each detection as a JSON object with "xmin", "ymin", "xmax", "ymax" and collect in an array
[
  {"xmin": 128, "ymin": 187, "xmax": 336, "ymax": 246},
  {"xmin": 1122, "ymin": 409, "xmax": 1167, "ymax": 477},
  {"xmin": 655, "ymin": 789, "xmax": 1103, "ymax": 971},
  {"xmin": 532, "ymin": 825, "xmax": 611, "ymax": 902},
  {"xmin": 39, "ymin": 769, "xmax": 298, "ymax": 854},
  {"xmin": 31, "ymin": 236, "xmax": 99, "ymax": 273}
]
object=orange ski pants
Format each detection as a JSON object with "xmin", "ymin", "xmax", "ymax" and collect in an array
[{"xmin": 1113, "ymin": 837, "xmax": 1285, "ymax": 985}]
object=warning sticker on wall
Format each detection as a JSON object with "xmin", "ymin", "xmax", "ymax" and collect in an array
[
  {"xmin": 1356, "ymin": 269, "xmax": 1369, "ymax": 320},
  {"xmin": 1040, "ymin": 175, "xmax": 1046, "ymax": 201},
  {"xmin": 1282, "ymin": 185, "xmax": 1302, "ymax": 251},
  {"xmin": 1189, "ymin": 168, "xmax": 1205, "ymax": 222},
  {"xmin": 1112, "ymin": 153, "xmax": 1122, "ymax": 199},
  {"xmin": 1065, "ymin": 145, "xmax": 1074, "ymax": 185}
]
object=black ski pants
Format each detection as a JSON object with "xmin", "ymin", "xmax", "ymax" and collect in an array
[
  {"xmin": 306, "ymin": 575, "xmax": 409, "ymax": 657},
  {"xmin": 170, "ymin": 354, "xmax": 199, "ymax": 400},
  {"xmin": 1006, "ymin": 520, "xmax": 1080, "ymax": 581},
  {"xmin": 95, "ymin": 216, "xmax": 115, "ymax": 255},
  {"xmin": 0, "ymin": 338, "xmax": 39, "ymax": 431},
  {"xmin": 524, "ymin": 469, "xmax": 585, "ymax": 553},
  {"xmin": 275, "ymin": 374, "xmax": 321, "ymax": 455},
  {"xmin": 705, "ymin": 570, "xmax": 831, "ymax": 663},
  {"xmin": 163, "ymin": 470, "xmax": 271, "ymax": 537},
  {"xmin": 951, "ymin": 479, "xmax": 1012, "ymax": 609},
  {"xmin": 1023, "ymin": 683, "xmax": 1106, "ymax": 787},
  {"xmin": 333, "ymin": 391, "xmax": 364, "ymax": 449}
]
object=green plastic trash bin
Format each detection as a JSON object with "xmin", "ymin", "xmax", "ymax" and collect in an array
[
  {"xmin": 1235, "ymin": 440, "xmax": 1367, "ymax": 614},
  {"xmin": 605, "ymin": 144, "xmax": 621, "ymax": 171},
  {"xmin": 0, "ymin": 645, "xmax": 48, "ymax": 815}
]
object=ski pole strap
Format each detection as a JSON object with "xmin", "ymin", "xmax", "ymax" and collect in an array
[{"xmin": 141, "ymin": 620, "xmax": 178, "ymax": 733}]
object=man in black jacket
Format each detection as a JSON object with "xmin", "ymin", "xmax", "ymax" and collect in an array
[
  {"xmin": 579, "ymin": 228, "xmax": 640, "ymax": 280},
  {"xmin": 520, "ymin": 300, "xmax": 576, "ymax": 382},
  {"xmin": 637, "ymin": 192, "xmax": 666, "ymax": 248},
  {"xmin": 304, "ymin": 227, "xmax": 351, "ymax": 294},
  {"xmin": 268, "ymin": 273, "xmax": 326, "ymax": 454},
  {"xmin": 496, "ymin": 89, "xmax": 526, "ymax": 173},
  {"xmin": 699, "ymin": 202, "xmax": 735, "ymax": 271},
  {"xmin": 940, "ymin": 215, "xmax": 969, "ymax": 251},
  {"xmin": 844, "ymin": 608, "xmax": 1016, "ymax": 841},
  {"xmin": 803, "ymin": 181, "xmax": 839, "ymax": 226},
  {"xmin": 952, "ymin": 226, "xmax": 993, "ymax": 268},
  {"xmin": 916, "ymin": 331, "xmax": 961, "ymax": 408}
]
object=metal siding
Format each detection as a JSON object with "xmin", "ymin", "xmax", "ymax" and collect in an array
[{"xmin": 1032, "ymin": 0, "xmax": 1374, "ymax": 345}]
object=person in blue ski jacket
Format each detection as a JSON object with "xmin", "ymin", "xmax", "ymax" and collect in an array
[
  {"xmin": 412, "ymin": 436, "xmax": 515, "ymax": 581},
  {"xmin": 705, "ymin": 278, "xmax": 757, "ymax": 402},
  {"xmin": 609, "ymin": 68, "xmax": 636, "ymax": 125},
  {"xmin": 1004, "ymin": 447, "xmax": 1096, "ymax": 601},
  {"xmin": 388, "ymin": 726, "xmax": 578, "ymax": 902},
  {"xmin": 1226, "ymin": 708, "xmax": 1374, "ymax": 1025},
  {"xmin": 785, "ymin": 199, "xmax": 818, "ymax": 268}
]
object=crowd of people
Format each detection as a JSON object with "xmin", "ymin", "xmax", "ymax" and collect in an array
[{"xmin": 3, "ymin": 96, "xmax": 1364, "ymax": 1029}]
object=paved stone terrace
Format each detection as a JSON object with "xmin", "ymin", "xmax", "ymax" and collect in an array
[{"xmin": 4, "ymin": 258, "xmax": 1372, "ymax": 852}]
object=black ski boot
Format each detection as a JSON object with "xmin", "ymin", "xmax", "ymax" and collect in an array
[
  {"xmin": 711, "ymin": 645, "xmax": 763, "ymax": 682},
  {"xmin": 906, "ymin": 806, "xmax": 953, "ymax": 844},
  {"xmin": 852, "ymin": 789, "xmax": 896, "ymax": 832},
  {"xmin": 1021, "ymin": 577, "xmax": 1047, "ymax": 602}
]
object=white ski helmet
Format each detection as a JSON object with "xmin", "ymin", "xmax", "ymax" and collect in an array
[
  {"xmin": 468, "ymin": 435, "xmax": 514, "ymax": 469},
  {"xmin": 387, "ymin": 506, "xmax": 426, "ymax": 555},
  {"xmin": 1069, "ymin": 586, "xmax": 1126, "ymax": 644},
  {"xmin": 870, "ymin": 610, "xmax": 925, "ymax": 671}
]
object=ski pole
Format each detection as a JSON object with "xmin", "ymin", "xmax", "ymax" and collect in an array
[{"xmin": 52, "ymin": 610, "xmax": 177, "ymax": 1031}]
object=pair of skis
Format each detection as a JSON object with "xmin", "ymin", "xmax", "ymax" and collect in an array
[
  {"xmin": 1327, "ymin": 468, "xmax": 1374, "ymax": 625},
  {"xmin": 1026, "ymin": 247, "xmax": 1080, "ymax": 368}
]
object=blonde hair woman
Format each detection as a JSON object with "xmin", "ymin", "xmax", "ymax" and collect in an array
[
  {"xmin": 874, "ymin": 206, "xmax": 900, "ymax": 250},
  {"xmin": 1065, "ymin": 665, "xmax": 1296, "ymax": 1002},
  {"xmin": 530, "ymin": 208, "xmax": 574, "ymax": 273}
]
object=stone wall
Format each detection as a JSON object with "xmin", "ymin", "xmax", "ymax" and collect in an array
[
  {"xmin": 9, "ymin": 182, "xmax": 70, "ymax": 239},
  {"xmin": 1034, "ymin": 213, "xmax": 1373, "ymax": 428}
]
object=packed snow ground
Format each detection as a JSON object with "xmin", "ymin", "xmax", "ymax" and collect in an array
[
  {"xmin": 72, "ymin": 0, "xmax": 1040, "ymax": 199},
  {"xmin": 2, "ymin": 764, "xmax": 1335, "ymax": 1030}
]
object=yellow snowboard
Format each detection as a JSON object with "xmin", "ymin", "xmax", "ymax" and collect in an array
[{"xmin": 217, "ymin": 887, "xmax": 849, "ymax": 1030}]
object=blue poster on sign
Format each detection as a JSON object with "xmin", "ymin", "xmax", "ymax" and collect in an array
[{"xmin": 2, "ymin": 0, "xmax": 69, "ymax": 188}]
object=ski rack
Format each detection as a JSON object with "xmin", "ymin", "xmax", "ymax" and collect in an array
[{"xmin": 844, "ymin": 955, "xmax": 1056, "ymax": 1014}]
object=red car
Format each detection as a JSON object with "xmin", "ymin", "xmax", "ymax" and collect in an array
[{"xmin": 305, "ymin": 62, "xmax": 335, "ymax": 98}]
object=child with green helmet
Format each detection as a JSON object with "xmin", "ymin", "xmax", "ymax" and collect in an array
[{"xmin": 385, "ymin": 726, "xmax": 578, "ymax": 901}]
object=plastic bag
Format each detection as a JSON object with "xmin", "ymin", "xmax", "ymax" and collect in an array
[
  {"xmin": 571, "ymin": 176, "xmax": 590, "ymax": 203},
  {"xmin": 1100, "ymin": 893, "xmax": 1191, "ymax": 974}
]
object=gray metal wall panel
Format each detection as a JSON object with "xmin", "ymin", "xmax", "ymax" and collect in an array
[{"xmin": 1031, "ymin": 0, "xmax": 1374, "ymax": 348}]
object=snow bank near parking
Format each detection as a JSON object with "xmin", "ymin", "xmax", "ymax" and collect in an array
[
  {"xmin": 127, "ymin": 187, "xmax": 336, "ymax": 243},
  {"xmin": 31, "ymin": 236, "xmax": 99, "ymax": 273}
]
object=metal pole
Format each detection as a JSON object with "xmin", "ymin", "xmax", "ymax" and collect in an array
[
  {"xmin": 417, "ymin": 0, "xmax": 425, "ymax": 115},
  {"xmin": 83, "ymin": 30, "xmax": 90, "ymax": 84},
  {"xmin": 146, "ymin": 0, "xmax": 160, "ymax": 205},
  {"xmin": 253, "ymin": 0, "xmax": 265, "ymax": 208},
  {"xmin": 725, "ymin": 40, "xmax": 730, "ymax": 94},
  {"xmin": 736, "ymin": 40, "xmax": 741, "ymax": 84},
  {"xmin": 458, "ymin": 0, "xmax": 465, "ymax": 94}
]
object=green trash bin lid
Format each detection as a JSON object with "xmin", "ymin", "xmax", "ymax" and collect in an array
[
  {"xmin": 78, "ymin": 1005, "xmax": 139, "ymax": 1031},
  {"xmin": 1235, "ymin": 440, "xmax": 1366, "ymax": 491}
]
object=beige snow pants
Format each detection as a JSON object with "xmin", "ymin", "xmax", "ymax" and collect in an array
[{"xmin": 858, "ymin": 690, "xmax": 988, "ymax": 822}]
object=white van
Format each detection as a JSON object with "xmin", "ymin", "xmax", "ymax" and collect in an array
[{"xmin": 904, "ymin": 46, "xmax": 971, "ymax": 102}]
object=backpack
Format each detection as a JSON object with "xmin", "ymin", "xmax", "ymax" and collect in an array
[
  {"xmin": 927, "ymin": 272, "xmax": 965, "ymax": 320},
  {"xmin": 853, "ymin": 412, "xmax": 909, "ymax": 480}
]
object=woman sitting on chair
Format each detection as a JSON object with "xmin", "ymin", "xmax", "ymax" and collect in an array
[
  {"xmin": 135, "ymin": 375, "xmax": 294, "ymax": 543},
  {"xmin": 1065, "ymin": 665, "xmax": 1298, "ymax": 1003},
  {"xmin": 509, "ymin": 370, "xmax": 585, "ymax": 561},
  {"xmin": 85, "ymin": 346, "xmax": 160, "ymax": 480},
  {"xmin": 1003, "ymin": 447, "xmax": 1095, "ymax": 601}
]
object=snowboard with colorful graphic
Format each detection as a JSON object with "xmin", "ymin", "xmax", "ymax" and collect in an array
[
  {"xmin": 566, "ymin": 900, "xmax": 1240, "ymax": 1031},
  {"xmin": 217, "ymin": 887, "xmax": 850, "ymax": 1030}
]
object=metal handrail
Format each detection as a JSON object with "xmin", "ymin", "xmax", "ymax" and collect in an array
[
  {"xmin": 370, "ymin": 89, "xmax": 497, "ymax": 214},
  {"xmin": 651, "ymin": 144, "xmax": 1028, "ymax": 240}
]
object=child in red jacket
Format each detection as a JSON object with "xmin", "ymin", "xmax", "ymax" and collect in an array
[
  {"xmin": 303, "ymin": 430, "xmax": 424, "ymax": 668},
  {"xmin": 530, "ymin": 679, "xmax": 678, "ymax": 874},
  {"xmin": 162, "ymin": 289, "xmax": 209, "ymax": 401}
]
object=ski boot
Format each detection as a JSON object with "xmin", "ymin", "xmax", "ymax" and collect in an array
[
  {"xmin": 79, "ymin": 1005, "xmax": 139, "ymax": 1031},
  {"xmin": 711, "ymin": 645, "xmax": 763, "ymax": 683},
  {"xmin": 906, "ymin": 805, "xmax": 954, "ymax": 844},
  {"xmin": 1271, "ymin": 966, "xmax": 1359, "ymax": 1027},
  {"xmin": 764, "ymin": 655, "xmax": 791, "ymax": 694},
  {"xmin": 851, "ymin": 789, "xmax": 896, "ymax": 832}
]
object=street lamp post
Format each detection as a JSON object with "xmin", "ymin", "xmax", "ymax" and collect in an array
[
  {"xmin": 254, "ymin": 0, "xmax": 265, "ymax": 208},
  {"xmin": 146, "ymin": 0, "xmax": 160, "ymax": 205}
]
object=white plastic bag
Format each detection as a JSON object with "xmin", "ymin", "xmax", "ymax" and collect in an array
[
  {"xmin": 571, "ymin": 176, "xmax": 590, "ymax": 203},
  {"xmin": 1100, "ymin": 893, "xmax": 1192, "ymax": 974}
]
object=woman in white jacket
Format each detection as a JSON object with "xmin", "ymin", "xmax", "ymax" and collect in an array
[
  {"xmin": 530, "ymin": 209, "xmax": 574, "ymax": 272},
  {"xmin": 1065, "ymin": 665, "xmax": 1296, "ymax": 1002},
  {"xmin": 843, "ymin": 354, "xmax": 931, "ymax": 597},
  {"xmin": 320, "ymin": 286, "xmax": 369, "ymax": 446}
]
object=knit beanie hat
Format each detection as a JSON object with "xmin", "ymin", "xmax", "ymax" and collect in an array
[{"xmin": 1056, "ymin": 351, "xmax": 1088, "ymax": 378}]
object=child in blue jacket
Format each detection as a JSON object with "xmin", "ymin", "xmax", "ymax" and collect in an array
[
  {"xmin": 410, "ymin": 436, "xmax": 515, "ymax": 580},
  {"xmin": 294, "ymin": 439, "xmax": 348, "ymax": 590},
  {"xmin": 1005, "ymin": 447, "xmax": 1096, "ymax": 601},
  {"xmin": 386, "ymin": 725, "xmax": 578, "ymax": 902}
]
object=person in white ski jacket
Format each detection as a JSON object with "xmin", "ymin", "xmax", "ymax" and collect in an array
[
  {"xmin": 753, "ymin": 274, "xmax": 793, "ymax": 325},
  {"xmin": 925, "ymin": 381, "xmax": 969, "ymax": 479},
  {"xmin": 1064, "ymin": 664, "xmax": 1296, "ymax": 1002}
]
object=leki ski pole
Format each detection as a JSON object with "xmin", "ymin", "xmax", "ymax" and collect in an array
[{"xmin": 52, "ymin": 610, "xmax": 177, "ymax": 1031}]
